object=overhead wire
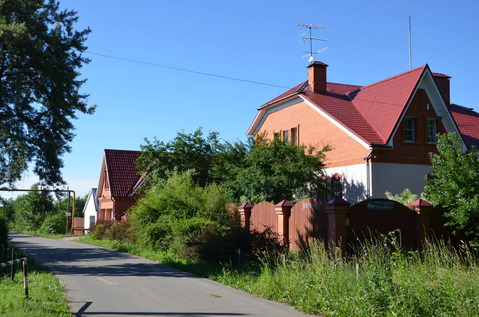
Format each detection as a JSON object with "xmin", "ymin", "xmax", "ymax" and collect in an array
[{"xmin": 86, "ymin": 51, "xmax": 291, "ymax": 89}]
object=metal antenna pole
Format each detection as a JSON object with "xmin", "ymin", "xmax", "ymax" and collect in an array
[{"xmin": 409, "ymin": 15, "xmax": 412, "ymax": 70}]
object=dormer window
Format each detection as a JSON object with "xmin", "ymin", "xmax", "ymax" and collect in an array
[
  {"xmin": 404, "ymin": 117, "xmax": 416, "ymax": 142},
  {"xmin": 427, "ymin": 119, "xmax": 437, "ymax": 144}
]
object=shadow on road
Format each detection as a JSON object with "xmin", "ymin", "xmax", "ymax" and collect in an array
[{"xmin": 11, "ymin": 233, "xmax": 199, "ymax": 279}]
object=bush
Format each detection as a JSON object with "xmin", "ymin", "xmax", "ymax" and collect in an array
[
  {"xmin": 104, "ymin": 220, "xmax": 133, "ymax": 242},
  {"xmin": 90, "ymin": 220, "xmax": 114, "ymax": 240},
  {"xmin": 0, "ymin": 215, "xmax": 8, "ymax": 248},
  {"xmin": 39, "ymin": 212, "xmax": 66, "ymax": 235}
]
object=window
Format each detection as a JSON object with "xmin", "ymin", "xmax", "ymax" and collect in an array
[
  {"xmin": 282, "ymin": 129, "xmax": 290, "ymax": 143},
  {"xmin": 427, "ymin": 119, "xmax": 437, "ymax": 143},
  {"xmin": 89, "ymin": 216, "xmax": 96, "ymax": 228},
  {"xmin": 331, "ymin": 174, "xmax": 342, "ymax": 199},
  {"xmin": 291, "ymin": 127, "xmax": 298, "ymax": 145},
  {"xmin": 404, "ymin": 118, "xmax": 416, "ymax": 142},
  {"xmin": 273, "ymin": 132, "xmax": 281, "ymax": 141}
]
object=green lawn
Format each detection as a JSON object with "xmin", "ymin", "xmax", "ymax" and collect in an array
[{"xmin": 0, "ymin": 251, "xmax": 70, "ymax": 317}]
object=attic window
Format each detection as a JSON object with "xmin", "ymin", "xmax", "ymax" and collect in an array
[
  {"xmin": 404, "ymin": 117, "xmax": 416, "ymax": 142},
  {"xmin": 427, "ymin": 119, "xmax": 437, "ymax": 144}
]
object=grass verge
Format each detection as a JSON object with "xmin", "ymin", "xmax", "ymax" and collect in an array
[
  {"xmin": 0, "ymin": 249, "xmax": 70, "ymax": 317},
  {"xmin": 80, "ymin": 233, "xmax": 479, "ymax": 317}
]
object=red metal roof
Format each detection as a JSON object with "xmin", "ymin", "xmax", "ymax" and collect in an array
[
  {"xmin": 351, "ymin": 65, "xmax": 427, "ymax": 144},
  {"xmin": 104, "ymin": 149, "xmax": 142, "ymax": 197},
  {"xmin": 449, "ymin": 104, "xmax": 479, "ymax": 149},
  {"xmin": 259, "ymin": 65, "xmax": 428, "ymax": 146}
]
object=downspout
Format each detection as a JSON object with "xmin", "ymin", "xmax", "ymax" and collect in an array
[{"xmin": 364, "ymin": 150, "xmax": 374, "ymax": 199}]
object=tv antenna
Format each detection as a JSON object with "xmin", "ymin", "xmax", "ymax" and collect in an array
[{"xmin": 299, "ymin": 24, "xmax": 327, "ymax": 62}]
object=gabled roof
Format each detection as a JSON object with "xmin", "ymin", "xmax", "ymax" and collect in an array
[
  {"xmin": 91, "ymin": 188, "xmax": 99, "ymax": 211},
  {"xmin": 350, "ymin": 65, "xmax": 427, "ymax": 144},
  {"xmin": 249, "ymin": 63, "xmax": 467, "ymax": 148},
  {"xmin": 449, "ymin": 104, "xmax": 479, "ymax": 149},
  {"xmin": 97, "ymin": 149, "xmax": 142, "ymax": 198}
]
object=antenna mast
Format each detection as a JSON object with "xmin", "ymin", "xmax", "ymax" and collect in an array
[
  {"xmin": 299, "ymin": 24, "xmax": 327, "ymax": 62},
  {"xmin": 408, "ymin": 15, "xmax": 412, "ymax": 70}
]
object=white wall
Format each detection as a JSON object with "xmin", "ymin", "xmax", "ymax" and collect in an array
[
  {"xmin": 325, "ymin": 163, "xmax": 369, "ymax": 204},
  {"xmin": 371, "ymin": 163, "xmax": 431, "ymax": 198},
  {"xmin": 83, "ymin": 190, "xmax": 98, "ymax": 232},
  {"xmin": 325, "ymin": 162, "xmax": 431, "ymax": 204}
]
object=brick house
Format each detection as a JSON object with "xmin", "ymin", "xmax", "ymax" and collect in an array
[
  {"xmin": 96, "ymin": 149, "xmax": 143, "ymax": 221},
  {"xmin": 247, "ymin": 61, "xmax": 479, "ymax": 204}
]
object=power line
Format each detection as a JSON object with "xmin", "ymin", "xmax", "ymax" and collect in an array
[{"xmin": 86, "ymin": 51, "xmax": 290, "ymax": 89}]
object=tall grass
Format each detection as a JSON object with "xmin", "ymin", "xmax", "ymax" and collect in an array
[
  {"xmin": 0, "ymin": 250, "xmax": 70, "ymax": 317},
  {"xmin": 216, "ymin": 234, "xmax": 479, "ymax": 317}
]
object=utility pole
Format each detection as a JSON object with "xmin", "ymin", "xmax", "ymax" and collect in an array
[{"xmin": 299, "ymin": 23, "xmax": 327, "ymax": 62}]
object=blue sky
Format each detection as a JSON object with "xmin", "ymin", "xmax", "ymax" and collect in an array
[{"xmin": 7, "ymin": 0, "xmax": 479, "ymax": 198}]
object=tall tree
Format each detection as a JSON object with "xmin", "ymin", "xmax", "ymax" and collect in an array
[
  {"xmin": 425, "ymin": 132, "xmax": 479, "ymax": 245},
  {"xmin": 137, "ymin": 128, "xmax": 227, "ymax": 187},
  {"xmin": 0, "ymin": 0, "xmax": 94, "ymax": 187}
]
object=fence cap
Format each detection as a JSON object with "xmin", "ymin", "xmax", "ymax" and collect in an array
[
  {"xmin": 326, "ymin": 197, "xmax": 350, "ymax": 206},
  {"xmin": 238, "ymin": 202, "xmax": 254, "ymax": 209},
  {"xmin": 275, "ymin": 200, "xmax": 294, "ymax": 208},
  {"xmin": 408, "ymin": 199, "xmax": 433, "ymax": 208}
]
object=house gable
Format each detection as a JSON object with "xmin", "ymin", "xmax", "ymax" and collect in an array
[{"xmin": 386, "ymin": 67, "xmax": 466, "ymax": 151}]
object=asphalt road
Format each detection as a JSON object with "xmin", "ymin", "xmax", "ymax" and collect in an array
[{"xmin": 11, "ymin": 233, "xmax": 313, "ymax": 317}]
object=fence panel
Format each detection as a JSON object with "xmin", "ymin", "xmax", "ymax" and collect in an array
[{"xmin": 250, "ymin": 201, "xmax": 277, "ymax": 233}]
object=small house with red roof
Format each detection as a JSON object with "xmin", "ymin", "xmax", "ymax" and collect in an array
[
  {"xmin": 247, "ymin": 61, "xmax": 479, "ymax": 204},
  {"xmin": 96, "ymin": 149, "xmax": 143, "ymax": 221}
]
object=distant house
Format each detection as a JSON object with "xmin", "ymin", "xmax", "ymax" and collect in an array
[
  {"xmin": 83, "ymin": 188, "xmax": 99, "ymax": 232},
  {"xmin": 247, "ymin": 61, "xmax": 479, "ymax": 204},
  {"xmin": 96, "ymin": 149, "xmax": 143, "ymax": 221}
]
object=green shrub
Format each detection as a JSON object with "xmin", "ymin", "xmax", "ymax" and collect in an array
[
  {"xmin": 0, "ymin": 215, "xmax": 8, "ymax": 249},
  {"xmin": 39, "ymin": 212, "xmax": 66, "ymax": 235},
  {"xmin": 104, "ymin": 220, "xmax": 133, "ymax": 242},
  {"xmin": 90, "ymin": 220, "xmax": 114, "ymax": 240}
]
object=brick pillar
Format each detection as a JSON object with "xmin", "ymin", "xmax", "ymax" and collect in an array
[
  {"xmin": 238, "ymin": 202, "xmax": 254, "ymax": 231},
  {"xmin": 409, "ymin": 199, "xmax": 434, "ymax": 248},
  {"xmin": 325, "ymin": 197, "xmax": 350, "ymax": 253},
  {"xmin": 275, "ymin": 200, "xmax": 294, "ymax": 248}
]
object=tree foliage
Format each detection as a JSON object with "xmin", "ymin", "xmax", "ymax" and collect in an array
[
  {"xmin": 425, "ymin": 132, "xmax": 479, "ymax": 245},
  {"xmin": 0, "ymin": 0, "xmax": 94, "ymax": 187},
  {"xmin": 13, "ymin": 184, "xmax": 54, "ymax": 232},
  {"xmin": 137, "ymin": 128, "xmax": 228, "ymax": 187},
  {"xmin": 228, "ymin": 136, "xmax": 329, "ymax": 203}
]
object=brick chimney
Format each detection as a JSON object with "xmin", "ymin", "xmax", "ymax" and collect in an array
[
  {"xmin": 307, "ymin": 61, "xmax": 328, "ymax": 92},
  {"xmin": 432, "ymin": 73, "xmax": 451, "ymax": 105}
]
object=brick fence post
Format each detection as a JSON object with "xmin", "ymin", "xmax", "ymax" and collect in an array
[
  {"xmin": 409, "ymin": 199, "xmax": 433, "ymax": 249},
  {"xmin": 275, "ymin": 200, "xmax": 294, "ymax": 248},
  {"xmin": 325, "ymin": 197, "xmax": 350, "ymax": 254},
  {"xmin": 238, "ymin": 202, "xmax": 254, "ymax": 231}
]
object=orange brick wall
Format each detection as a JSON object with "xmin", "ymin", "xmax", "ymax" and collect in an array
[
  {"xmin": 373, "ymin": 89, "xmax": 445, "ymax": 165},
  {"xmin": 257, "ymin": 100, "xmax": 370, "ymax": 168}
]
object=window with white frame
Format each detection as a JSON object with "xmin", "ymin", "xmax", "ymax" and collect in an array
[
  {"xmin": 282, "ymin": 129, "xmax": 290, "ymax": 143},
  {"xmin": 427, "ymin": 119, "xmax": 437, "ymax": 143}
]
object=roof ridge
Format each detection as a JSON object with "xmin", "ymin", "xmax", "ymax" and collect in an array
[{"xmin": 359, "ymin": 64, "xmax": 427, "ymax": 91}]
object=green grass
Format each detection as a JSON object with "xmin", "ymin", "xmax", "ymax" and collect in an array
[
  {"xmin": 214, "ymin": 236, "xmax": 479, "ymax": 317},
  {"xmin": 79, "ymin": 233, "xmax": 479, "ymax": 317},
  {"xmin": 0, "ymin": 251, "xmax": 70, "ymax": 317}
]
